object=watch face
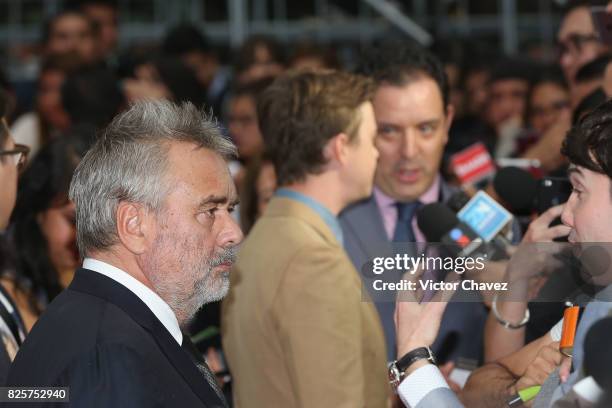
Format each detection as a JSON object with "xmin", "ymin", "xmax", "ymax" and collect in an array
[{"xmin": 388, "ymin": 364, "xmax": 401, "ymax": 388}]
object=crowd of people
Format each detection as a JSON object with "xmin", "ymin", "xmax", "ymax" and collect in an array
[{"xmin": 1, "ymin": 0, "xmax": 612, "ymax": 407}]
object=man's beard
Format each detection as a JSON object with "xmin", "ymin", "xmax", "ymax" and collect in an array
[
  {"xmin": 191, "ymin": 248, "xmax": 236, "ymax": 306},
  {"xmin": 145, "ymin": 232, "xmax": 237, "ymax": 326}
]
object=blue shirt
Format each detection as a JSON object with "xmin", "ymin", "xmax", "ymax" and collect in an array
[{"xmin": 275, "ymin": 188, "xmax": 344, "ymax": 246}]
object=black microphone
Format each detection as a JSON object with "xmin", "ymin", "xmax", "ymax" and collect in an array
[
  {"xmin": 446, "ymin": 189, "xmax": 471, "ymax": 214},
  {"xmin": 417, "ymin": 203, "xmax": 457, "ymax": 242},
  {"xmin": 493, "ymin": 166, "xmax": 538, "ymax": 215},
  {"xmin": 417, "ymin": 203, "xmax": 485, "ymax": 258}
]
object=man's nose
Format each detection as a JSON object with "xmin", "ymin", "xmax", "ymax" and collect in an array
[
  {"xmin": 400, "ymin": 132, "xmax": 418, "ymax": 159},
  {"xmin": 221, "ymin": 215, "xmax": 244, "ymax": 248},
  {"xmin": 560, "ymin": 199, "xmax": 574, "ymax": 229}
]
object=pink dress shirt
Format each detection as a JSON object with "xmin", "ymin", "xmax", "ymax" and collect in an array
[{"xmin": 373, "ymin": 175, "xmax": 442, "ymax": 242}]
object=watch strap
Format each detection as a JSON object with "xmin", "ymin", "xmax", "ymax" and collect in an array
[{"xmin": 396, "ymin": 346, "xmax": 435, "ymax": 372}]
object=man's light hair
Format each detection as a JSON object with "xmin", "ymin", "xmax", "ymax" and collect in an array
[{"xmin": 69, "ymin": 100, "xmax": 236, "ymax": 257}]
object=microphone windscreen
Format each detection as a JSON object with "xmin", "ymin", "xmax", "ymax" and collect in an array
[
  {"xmin": 584, "ymin": 316, "xmax": 612, "ymax": 389},
  {"xmin": 493, "ymin": 166, "xmax": 538, "ymax": 213},
  {"xmin": 446, "ymin": 190, "xmax": 471, "ymax": 213},
  {"xmin": 417, "ymin": 203, "xmax": 458, "ymax": 242}
]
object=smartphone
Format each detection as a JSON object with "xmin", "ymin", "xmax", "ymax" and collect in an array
[
  {"xmin": 537, "ymin": 177, "xmax": 572, "ymax": 215},
  {"xmin": 537, "ymin": 177, "xmax": 572, "ymax": 242},
  {"xmin": 592, "ymin": 6, "xmax": 612, "ymax": 45}
]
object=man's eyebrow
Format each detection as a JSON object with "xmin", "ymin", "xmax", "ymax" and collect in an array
[
  {"xmin": 197, "ymin": 195, "xmax": 229, "ymax": 208},
  {"xmin": 417, "ymin": 118, "xmax": 441, "ymax": 126},
  {"xmin": 377, "ymin": 121, "xmax": 400, "ymax": 129},
  {"xmin": 197, "ymin": 195, "xmax": 241, "ymax": 208}
]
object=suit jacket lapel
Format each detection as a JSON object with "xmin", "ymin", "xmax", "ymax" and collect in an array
[
  {"xmin": 340, "ymin": 196, "xmax": 390, "ymax": 262},
  {"xmin": 69, "ymin": 269, "xmax": 225, "ymax": 407},
  {"xmin": 152, "ymin": 323, "xmax": 227, "ymax": 407},
  {"xmin": 342, "ymin": 180, "xmax": 457, "ymax": 258},
  {"xmin": 440, "ymin": 180, "xmax": 458, "ymax": 203}
]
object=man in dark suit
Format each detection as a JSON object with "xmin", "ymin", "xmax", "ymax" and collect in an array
[
  {"xmin": 5, "ymin": 100, "xmax": 243, "ymax": 407},
  {"xmin": 340, "ymin": 44, "xmax": 487, "ymax": 365}
]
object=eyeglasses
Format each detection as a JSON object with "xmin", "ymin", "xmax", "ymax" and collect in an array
[
  {"xmin": 557, "ymin": 33, "xmax": 600, "ymax": 58},
  {"xmin": 0, "ymin": 144, "xmax": 30, "ymax": 171}
]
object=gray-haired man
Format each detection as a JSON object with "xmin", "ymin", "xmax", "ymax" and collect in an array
[{"xmin": 6, "ymin": 100, "xmax": 243, "ymax": 407}]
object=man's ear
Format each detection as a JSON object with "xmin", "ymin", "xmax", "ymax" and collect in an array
[
  {"xmin": 443, "ymin": 104, "xmax": 455, "ymax": 145},
  {"xmin": 116, "ymin": 202, "xmax": 154, "ymax": 255},
  {"xmin": 323, "ymin": 132, "xmax": 350, "ymax": 166},
  {"xmin": 444, "ymin": 104, "xmax": 455, "ymax": 131}
]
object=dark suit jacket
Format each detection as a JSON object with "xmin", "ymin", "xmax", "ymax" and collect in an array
[
  {"xmin": 339, "ymin": 182, "xmax": 487, "ymax": 363},
  {"xmin": 4, "ymin": 268, "xmax": 226, "ymax": 408}
]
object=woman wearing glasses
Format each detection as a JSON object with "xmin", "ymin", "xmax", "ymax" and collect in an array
[
  {"xmin": 0, "ymin": 135, "xmax": 28, "ymax": 231},
  {"xmin": 0, "ymin": 92, "xmax": 30, "ymax": 384},
  {"xmin": 7, "ymin": 126, "xmax": 94, "ymax": 331}
]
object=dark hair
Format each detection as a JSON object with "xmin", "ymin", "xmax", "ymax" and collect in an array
[
  {"xmin": 575, "ymin": 54, "xmax": 612, "ymax": 84},
  {"xmin": 9, "ymin": 126, "xmax": 95, "ymax": 312},
  {"xmin": 573, "ymin": 88, "xmax": 607, "ymax": 124},
  {"xmin": 529, "ymin": 65, "xmax": 568, "ymax": 91},
  {"xmin": 356, "ymin": 42, "xmax": 450, "ymax": 108},
  {"xmin": 163, "ymin": 24, "xmax": 211, "ymax": 56},
  {"xmin": 152, "ymin": 57, "xmax": 206, "ymax": 107},
  {"xmin": 258, "ymin": 69, "xmax": 375, "ymax": 186},
  {"xmin": 235, "ymin": 35, "xmax": 285, "ymax": 74},
  {"xmin": 562, "ymin": 98, "xmax": 612, "ymax": 179},
  {"xmin": 35, "ymin": 54, "xmax": 83, "ymax": 145},
  {"xmin": 526, "ymin": 65, "xmax": 569, "ymax": 122},
  {"xmin": 0, "ymin": 236, "xmax": 14, "ymax": 276},
  {"xmin": 239, "ymin": 153, "xmax": 274, "ymax": 234},
  {"xmin": 231, "ymin": 76, "xmax": 274, "ymax": 103},
  {"xmin": 0, "ymin": 89, "xmax": 8, "ymax": 149},
  {"xmin": 488, "ymin": 57, "xmax": 535, "ymax": 85},
  {"xmin": 62, "ymin": 66, "xmax": 124, "ymax": 128},
  {"xmin": 458, "ymin": 44, "xmax": 497, "ymax": 83}
]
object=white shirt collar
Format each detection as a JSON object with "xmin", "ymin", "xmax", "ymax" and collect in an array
[{"xmin": 82, "ymin": 258, "xmax": 183, "ymax": 345}]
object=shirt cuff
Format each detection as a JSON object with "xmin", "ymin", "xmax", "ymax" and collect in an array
[{"xmin": 397, "ymin": 364, "xmax": 450, "ymax": 408}]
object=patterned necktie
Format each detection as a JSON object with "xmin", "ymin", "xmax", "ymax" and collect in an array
[
  {"xmin": 181, "ymin": 335, "xmax": 227, "ymax": 406},
  {"xmin": 393, "ymin": 201, "xmax": 422, "ymax": 242}
]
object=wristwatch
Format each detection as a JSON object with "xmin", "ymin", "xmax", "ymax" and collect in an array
[{"xmin": 388, "ymin": 346, "xmax": 436, "ymax": 389}]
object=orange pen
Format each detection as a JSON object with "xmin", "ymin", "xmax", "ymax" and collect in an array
[{"xmin": 560, "ymin": 305, "xmax": 580, "ymax": 357}]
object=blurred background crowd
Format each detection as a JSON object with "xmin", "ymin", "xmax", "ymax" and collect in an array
[{"xmin": 1, "ymin": 0, "xmax": 612, "ymax": 405}]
